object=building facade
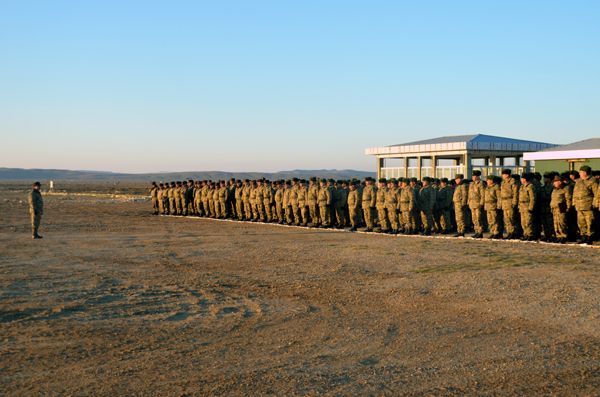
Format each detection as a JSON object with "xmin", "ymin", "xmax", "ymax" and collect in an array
[
  {"xmin": 365, "ymin": 134, "xmax": 556, "ymax": 180},
  {"xmin": 523, "ymin": 138, "xmax": 600, "ymax": 173}
]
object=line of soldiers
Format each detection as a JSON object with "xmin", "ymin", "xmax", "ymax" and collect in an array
[{"xmin": 149, "ymin": 166, "xmax": 600, "ymax": 244}]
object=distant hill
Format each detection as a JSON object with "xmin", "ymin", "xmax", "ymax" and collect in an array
[{"xmin": 0, "ymin": 167, "xmax": 375, "ymax": 182}]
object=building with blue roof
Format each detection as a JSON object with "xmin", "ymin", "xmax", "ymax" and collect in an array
[{"xmin": 365, "ymin": 134, "xmax": 557, "ymax": 179}]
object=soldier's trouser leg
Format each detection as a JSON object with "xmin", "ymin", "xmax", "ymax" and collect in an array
[
  {"xmin": 552, "ymin": 210, "xmax": 567, "ymax": 239},
  {"xmin": 169, "ymin": 198, "xmax": 176, "ymax": 214},
  {"xmin": 349, "ymin": 208, "xmax": 358, "ymax": 228},
  {"xmin": 577, "ymin": 210, "xmax": 595, "ymax": 237},
  {"xmin": 454, "ymin": 205, "xmax": 466, "ymax": 234},
  {"xmin": 377, "ymin": 207, "xmax": 389, "ymax": 230},
  {"xmin": 503, "ymin": 207, "xmax": 516, "ymax": 235},
  {"xmin": 410, "ymin": 209, "xmax": 420, "ymax": 232},
  {"xmin": 387, "ymin": 206, "xmax": 398, "ymax": 230},
  {"xmin": 319, "ymin": 205, "xmax": 330, "ymax": 226},
  {"xmin": 236, "ymin": 202, "xmax": 243, "ymax": 219},
  {"xmin": 441, "ymin": 209, "xmax": 451, "ymax": 232},
  {"xmin": 31, "ymin": 213, "xmax": 41, "ymax": 236},
  {"xmin": 152, "ymin": 198, "xmax": 159, "ymax": 214},
  {"xmin": 520, "ymin": 209, "xmax": 533, "ymax": 237},
  {"xmin": 263, "ymin": 201, "xmax": 272, "ymax": 221},
  {"xmin": 309, "ymin": 204, "xmax": 319, "ymax": 225},
  {"xmin": 292, "ymin": 206, "xmax": 301, "ymax": 224},
  {"xmin": 363, "ymin": 207, "xmax": 373, "ymax": 229},
  {"xmin": 419, "ymin": 210, "xmax": 433, "ymax": 232},
  {"xmin": 487, "ymin": 209, "xmax": 499, "ymax": 235},
  {"xmin": 471, "ymin": 208, "xmax": 483, "ymax": 234},
  {"xmin": 400, "ymin": 210, "xmax": 410, "ymax": 231},
  {"xmin": 335, "ymin": 205, "xmax": 346, "ymax": 227},
  {"xmin": 209, "ymin": 200, "xmax": 216, "ymax": 217},
  {"xmin": 301, "ymin": 206, "xmax": 309, "ymax": 225},
  {"xmin": 542, "ymin": 209, "xmax": 554, "ymax": 238}
]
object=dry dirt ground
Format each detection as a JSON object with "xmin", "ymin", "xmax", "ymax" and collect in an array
[{"xmin": 1, "ymin": 188, "xmax": 599, "ymax": 396}]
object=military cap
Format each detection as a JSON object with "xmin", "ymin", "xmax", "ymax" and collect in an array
[
  {"xmin": 410, "ymin": 177, "xmax": 417, "ymax": 183},
  {"xmin": 579, "ymin": 165, "xmax": 592, "ymax": 173},
  {"xmin": 389, "ymin": 178, "xmax": 397, "ymax": 184},
  {"xmin": 553, "ymin": 175, "xmax": 562, "ymax": 182},
  {"xmin": 33, "ymin": 181, "xmax": 41, "ymax": 187},
  {"xmin": 501, "ymin": 169, "xmax": 512, "ymax": 175},
  {"xmin": 327, "ymin": 178, "xmax": 334, "ymax": 183},
  {"xmin": 569, "ymin": 170, "xmax": 579, "ymax": 177},
  {"xmin": 521, "ymin": 172, "xmax": 532, "ymax": 181},
  {"xmin": 543, "ymin": 172, "xmax": 553, "ymax": 179},
  {"xmin": 472, "ymin": 170, "xmax": 481, "ymax": 177},
  {"xmin": 440, "ymin": 177, "xmax": 449, "ymax": 183},
  {"xmin": 486, "ymin": 174, "xmax": 495, "ymax": 180},
  {"xmin": 320, "ymin": 178, "xmax": 327, "ymax": 183},
  {"xmin": 377, "ymin": 178, "xmax": 386, "ymax": 183},
  {"xmin": 310, "ymin": 177, "xmax": 316, "ymax": 181},
  {"xmin": 455, "ymin": 174, "xmax": 464, "ymax": 179}
]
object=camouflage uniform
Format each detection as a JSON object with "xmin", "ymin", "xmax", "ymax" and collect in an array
[
  {"xmin": 573, "ymin": 174, "xmax": 598, "ymax": 239},
  {"xmin": 29, "ymin": 186, "xmax": 44, "ymax": 238},
  {"xmin": 297, "ymin": 183, "xmax": 309, "ymax": 226},
  {"xmin": 333, "ymin": 185, "xmax": 347, "ymax": 227},
  {"xmin": 468, "ymin": 178, "xmax": 486, "ymax": 236},
  {"xmin": 307, "ymin": 180, "xmax": 320, "ymax": 226},
  {"xmin": 418, "ymin": 183, "xmax": 436, "ymax": 234},
  {"xmin": 317, "ymin": 181, "xmax": 332, "ymax": 227},
  {"xmin": 347, "ymin": 186, "xmax": 360, "ymax": 229},
  {"xmin": 399, "ymin": 183, "xmax": 415, "ymax": 233},
  {"xmin": 550, "ymin": 178, "xmax": 571, "ymax": 241},
  {"xmin": 435, "ymin": 184, "xmax": 453, "ymax": 233},
  {"xmin": 385, "ymin": 183, "xmax": 400, "ymax": 232},
  {"xmin": 518, "ymin": 179, "xmax": 537, "ymax": 239},
  {"xmin": 361, "ymin": 181, "xmax": 377, "ymax": 230},
  {"xmin": 150, "ymin": 184, "xmax": 159, "ymax": 215},
  {"xmin": 453, "ymin": 179, "xmax": 469, "ymax": 235},
  {"xmin": 376, "ymin": 183, "xmax": 388, "ymax": 231},
  {"xmin": 500, "ymin": 176, "xmax": 519, "ymax": 237},
  {"xmin": 484, "ymin": 180, "xmax": 501, "ymax": 237}
]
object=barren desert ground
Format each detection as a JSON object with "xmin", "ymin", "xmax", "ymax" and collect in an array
[{"xmin": 1, "ymin": 184, "xmax": 599, "ymax": 396}]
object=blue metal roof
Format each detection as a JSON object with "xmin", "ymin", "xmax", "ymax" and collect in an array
[{"xmin": 392, "ymin": 134, "xmax": 553, "ymax": 147}]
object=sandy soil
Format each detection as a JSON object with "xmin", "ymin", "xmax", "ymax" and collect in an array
[{"xmin": 1, "ymin": 188, "xmax": 599, "ymax": 396}]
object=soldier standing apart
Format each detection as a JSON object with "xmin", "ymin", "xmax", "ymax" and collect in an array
[
  {"xmin": 484, "ymin": 176, "xmax": 502, "ymax": 239},
  {"xmin": 150, "ymin": 182, "xmax": 159, "ymax": 215},
  {"xmin": 29, "ymin": 182, "xmax": 44, "ymax": 239},
  {"xmin": 550, "ymin": 175, "xmax": 571, "ymax": 243},
  {"xmin": 573, "ymin": 166, "xmax": 599, "ymax": 244},
  {"xmin": 518, "ymin": 173, "xmax": 537, "ymax": 241},
  {"xmin": 468, "ymin": 170, "xmax": 486, "ymax": 238},
  {"xmin": 452, "ymin": 174, "xmax": 469, "ymax": 237}
]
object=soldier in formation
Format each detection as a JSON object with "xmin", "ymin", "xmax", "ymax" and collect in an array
[{"xmin": 149, "ymin": 165, "xmax": 599, "ymax": 244}]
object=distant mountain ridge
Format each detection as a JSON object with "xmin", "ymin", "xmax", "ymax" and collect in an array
[{"xmin": 0, "ymin": 167, "xmax": 375, "ymax": 182}]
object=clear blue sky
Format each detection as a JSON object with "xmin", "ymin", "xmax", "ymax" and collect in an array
[{"xmin": 1, "ymin": 1, "xmax": 599, "ymax": 173}]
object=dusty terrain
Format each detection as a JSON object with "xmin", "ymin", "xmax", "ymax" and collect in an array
[{"xmin": 1, "ymin": 185, "xmax": 599, "ymax": 396}]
